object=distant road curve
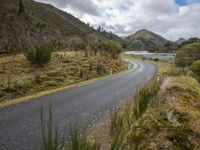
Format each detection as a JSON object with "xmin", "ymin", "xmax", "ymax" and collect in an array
[{"xmin": 0, "ymin": 59, "xmax": 157, "ymax": 150}]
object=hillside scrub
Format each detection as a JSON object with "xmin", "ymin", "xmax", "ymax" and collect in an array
[
  {"xmin": 0, "ymin": 0, "xmax": 125, "ymax": 52},
  {"xmin": 175, "ymin": 42, "xmax": 200, "ymax": 67},
  {"xmin": 0, "ymin": 51, "xmax": 127, "ymax": 105}
]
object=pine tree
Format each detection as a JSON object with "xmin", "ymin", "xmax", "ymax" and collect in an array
[
  {"xmin": 19, "ymin": 0, "xmax": 25, "ymax": 15},
  {"xmin": 110, "ymin": 31, "xmax": 113, "ymax": 39},
  {"xmin": 98, "ymin": 26, "xmax": 101, "ymax": 32}
]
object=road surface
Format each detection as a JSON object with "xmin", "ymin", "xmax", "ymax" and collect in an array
[{"xmin": 0, "ymin": 59, "xmax": 157, "ymax": 150}]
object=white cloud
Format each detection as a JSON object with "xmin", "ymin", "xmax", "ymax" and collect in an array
[{"xmin": 35, "ymin": 0, "xmax": 200, "ymax": 41}]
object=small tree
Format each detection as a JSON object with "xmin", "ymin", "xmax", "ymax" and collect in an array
[
  {"xmin": 86, "ymin": 33, "xmax": 101, "ymax": 55},
  {"xmin": 109, "ymin": 31, "xmax": 113, "ymax": 40},
  {"xmin": 97, "ymin": 26, "xmax": 101, "ymax": 32},
  {"xmin": 25, "ymin": 46, "xmax": 53, "ymax": 66},
  {"xmin": 100, "ymin": 40, "xmax": 122, "ymax": 59}
]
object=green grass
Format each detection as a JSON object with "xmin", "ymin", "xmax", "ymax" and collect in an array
[
  {"xmin": 38, "ymin": 104, "xmax": 66, "ymax": 150},
  {"xmin": 110, "ymin": 79, "xmax": 161, "ymax": 150},
  {"xmin": 120, "ymin": 53, "xmax": 139, "ymax": 60},
  {"xmin": 38, "ymin": 104, "xmax": 100, "ymax": 150}
]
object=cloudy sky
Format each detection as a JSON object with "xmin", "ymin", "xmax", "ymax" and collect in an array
[{"xmin": 35, "ymin": 0, "xmax": 200, "ymax": 41}]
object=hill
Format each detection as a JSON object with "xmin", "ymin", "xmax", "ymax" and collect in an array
[
  {"xmin": 125, "ymin": 29, "xmax": 169, "ymax": 50},
  {"xmin": 175, "ymin": 38, "xmax": 186, "ymax": 45},
  {"xmin": 0, "ymin": 0, "xmax": 124, "ymax": 52},
  {"xmin": 181, "ymin": 37, "xmax": 200, "ymax": 46}
]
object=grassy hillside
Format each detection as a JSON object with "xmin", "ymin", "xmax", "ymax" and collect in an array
[
  {"xmin": 0, "ymin": 51, "xmax": 128, "ymax": 107},
  {"xmin": 0, "ymin": 0, "xmax": 125, "ymax": 52},
  {"xmin": 125, "ymin": 29, "xmax": 176, "ymax": 51}
]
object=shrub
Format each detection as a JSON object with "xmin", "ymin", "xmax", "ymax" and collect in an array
[
  {"xmin": 100, "ymin": 40, "xmax": 122, "ymax": 59},
  {"xmin": 25, "ymin": 46, "xmax": 52, "ymax": 66},
  {"xmin": 175, "ymin": 42, "xmax": 200, "ymax": 67},
  {"xmin": 154, "ymin": 58, "xmax": 159, "ymax": 62},
  {"xmin": 190, "ymin": 59, "xmax": 200, "ymax": 80}
]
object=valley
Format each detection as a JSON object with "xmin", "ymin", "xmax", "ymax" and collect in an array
[{"xmin": 0, "ymin": 0, "xmax": 200, "ymax": 150}]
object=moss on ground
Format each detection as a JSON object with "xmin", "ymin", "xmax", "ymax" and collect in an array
[
  {"xmin": 0, "ymin": 51, "xmax": 127, "ymax": 104},
  {"xmin": 124, "ymin": 76, "xmax": 200, "ymax": 150}
]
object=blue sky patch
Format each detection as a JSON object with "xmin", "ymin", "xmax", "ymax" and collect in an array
[
  {"xmin": 176, "ymin": 0, "xmax": 200, "ymax": 6},
  {"xmin": 175, "ymin": 0, "xmax": 188, "ymax": 6}
]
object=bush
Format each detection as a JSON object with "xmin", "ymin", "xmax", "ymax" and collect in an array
[
  {"xmin": 190, "ymin": 59, "xmax": 200, "ymax": 79},
  {"xmin": 26, "ymin": 46, "xmax": 52, "ymax": 66},
  {"xmin": 175, "ymin": 42, "xmax": 200, "ymax": 67},
  {"xmin": 100, "ymin": 40, "xmax": 122, "ymax": 59}
]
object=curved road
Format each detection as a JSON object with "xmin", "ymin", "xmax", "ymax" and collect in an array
[{"xmin": 0, "ymin": 59, "xmax": 157, "ymax": 150}]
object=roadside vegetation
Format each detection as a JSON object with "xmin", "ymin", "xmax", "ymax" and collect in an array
[
  {"xmin": 37, "ymin": 104, "xmax": 100, "ymax": 150},
  {"xmin": 0, "ymin": 0, "xmax": 129, "ymax": 108},
  {"xmin": 0, "ymin": 49, "xmax": 127, "ymax": 106},
  {"xmin": 89, "ymin": 41, "xmax": 200, "ymax": 149},
  {"xmin": 123, "ymin": 76, "xmax": 200, "ymax": 149},
  {"xmin": 175, "ymin": 42, "xmax": 200, "ymax": 67}
]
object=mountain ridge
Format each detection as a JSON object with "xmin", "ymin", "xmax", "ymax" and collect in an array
[{"xmin": 125, "ymin": 29, "xmax": 171, "ymax": 51}]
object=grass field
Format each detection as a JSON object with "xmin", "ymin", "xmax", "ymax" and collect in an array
[{"xmin": 0, "ymin": 51, "xmax": 128, "ymax": 106}]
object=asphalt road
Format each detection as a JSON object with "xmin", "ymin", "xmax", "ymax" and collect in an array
[{"xmin": 0, "ymin": 59, "xmax": 157, "ymax": 150}]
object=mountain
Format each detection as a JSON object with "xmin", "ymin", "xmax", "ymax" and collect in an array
[
  {"xmin": 181, "ymin": 37, "xmax": 200, "ymax": 46},
  {"xmin": 176, "ymin": 38, "xmax": 186, "ymax": 45},
  {"xmin": 125, "ymin": 29, "xmax": 169, "ymax": 50},
  {"xmin": 0, "ymin": 0, "xmax": 124, "ymax": 51}
]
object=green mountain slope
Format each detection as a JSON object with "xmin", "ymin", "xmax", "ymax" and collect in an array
[
  {"xmin": 125, "ymin": 29, "xmax": 169, "ymax": 50},
  {"xmin": 0, "ymin": 0, "xmax": 124, "ymax": 51}
]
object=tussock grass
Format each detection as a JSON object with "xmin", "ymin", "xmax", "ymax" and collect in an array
[
  {"xmin": 38, "ymin": 104, "xmax": 100, "ymax": 150},
  {"xmin": 39, "ymin": 104, "xmax": 66, "ymax": 150},
  {"xmin": 0, "ymin": 51, "xmax": 127, "ymax": 105},
  {"xmin": 68, "ymin": 127, "xmax": 100, "ymax": 150},
  {"xmin": 133, "ymin": 81, "xmax": 160, "ymax": 120},
  {"xmin": 110, "ymin": 79, "xmax": 161, "ymax": 150}
]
